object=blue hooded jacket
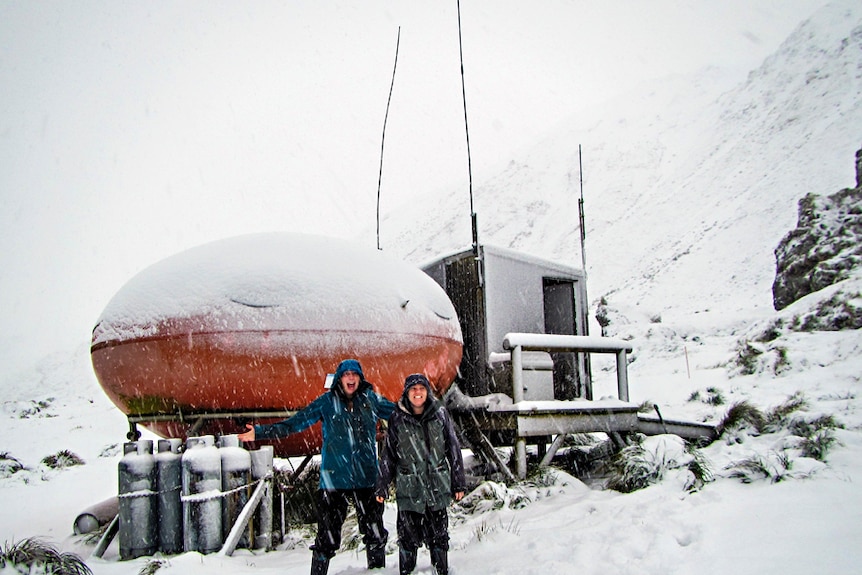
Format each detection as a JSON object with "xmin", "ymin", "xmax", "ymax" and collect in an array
[{"xmin": 254, "ymin": 359, "xmax": 395, "ymax": 490}]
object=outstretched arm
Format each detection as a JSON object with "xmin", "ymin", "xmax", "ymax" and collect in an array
[
  {"xmin": 242, "ymin": 395, "xmax": 325, "ymax": 441},
  {"xmin": 238, "ymin": 424, "xmax": 255, "ymax": 442}
]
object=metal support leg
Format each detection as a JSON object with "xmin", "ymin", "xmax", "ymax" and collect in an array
[
  {"xmin": 539, "ymin": 434, "xmax": 568, "ymax": 468},
  {"xmin": 515, "ymin": 436, "xmax": 527, "ymax": 480}
]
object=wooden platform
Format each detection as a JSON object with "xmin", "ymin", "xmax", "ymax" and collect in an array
[{"xmin": 449, "ymin": 334, "xmax": 720, "ymax": 479}]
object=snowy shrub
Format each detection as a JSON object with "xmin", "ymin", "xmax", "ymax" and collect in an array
[
  {"xmin": 686, "ymin": 447, "xmax": 714, "ymax": 492},
  {"xmin": 138, "ymin": 559, "xmax": 168, "ymax": 575},
  {"xmin": 753, "ymin": 319, "xmax": 784, "ymax": 342},
  {"xmin": 785, "ymin": 413, "xmax": 843, "ymax": 461},
  {"xmin": 731, "ymin": 340, "xmax": 763, "ymax": 375},
  {"xmin": 605, "ymin": 441, "xmax": 660, "ymax": 493},
  {"xmin": 792, "ymin": 290, "xmax": 862, "ymax": 331},
  {"xmin": 725, "ymin": 452, "xmax": 794, "ymax": 483},
  {"xmin": 0, "ymin": 537, "xmax": 91, "ymax": 575},
  {"xmin": 4, "ymin": 398, "xmax": 56, "ymax": 419},
  {"xmin": 470, "ymin": 517, "xmax": 521, "ymax": 543},
  {"xmin": 275, "ymin": 462, "xmax": 320, "ymax": 527},
  {"xmin": 98, "ymin": 443, "xmax": 121, "ymax": 458},
  {"xmin": 524, "ymin": 465, "xmax": 558, "ymax": 488},
  {"xmin": 556, "ymin": 434, "xmax": 614, "ymax": 479},
  {"xmin": 729, "ymin": 339, "xmax": 792, "ymax": 376},
  {"xmin": 637, "ymin": 400, "xmax": 655, "ymax": 413},
  {"xmin": 41, "ymin": 450, "xmax": 85, "ymax": 470},
  {"xmin": 455, "ymin": 481, "xmax": 531, "ymax": 516},
  {"xmin": 604, "ymin": 435, "xmax": 712, "ymax": 493},
  {"xmin": 718, "ymin": 401, "xmax": 766, "ymax": 438},
  {"xmin": 799, "ymin": 428, "xmax": 840, "ymax": 461},
  {"xmin": 788, "ymin": 413, "xmax": 843, "ymax": 437},
  {"xmin": 339, "ymin": 514, "xmax": 363, "ymax": 552},
  {"xmin": 0, "ymin": 452, "xmax": 25, "ymax": 478},
  {"xmin": 595, "ymin": 297, "xmax": 611, "ymax": 335},
  {"xmin": 560, "ymin": 433, "xmax": 603, "ymax": 448},
  {"xmin": 688, "ymin": 387, "xmax": 725, "ymax": 406},
  {"xmin": 763, "ymin": 392, "xmax": 809, "ymax": 431},
  {"xmin": 772, "ymin": 346, "xmax": 791, "ymax": 373}
]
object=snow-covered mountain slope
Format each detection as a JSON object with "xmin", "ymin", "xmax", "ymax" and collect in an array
[{"xmin": 381, "ymin": 0, "xmax": 862, "ymax": 326}]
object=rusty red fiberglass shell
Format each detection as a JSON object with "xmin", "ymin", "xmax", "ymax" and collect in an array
[{"xmin": 90, "ymin": 233, "xmax": 463, "ymax": 456}]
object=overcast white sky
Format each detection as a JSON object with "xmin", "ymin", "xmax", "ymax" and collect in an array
[{"xmin": 0, "ymin": 0, "xmax": 829, "ymax": 377}]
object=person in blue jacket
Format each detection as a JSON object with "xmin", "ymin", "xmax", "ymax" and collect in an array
[{"xmin": 239, "ymin": 358, "xmax": 395, "ymax": 575}]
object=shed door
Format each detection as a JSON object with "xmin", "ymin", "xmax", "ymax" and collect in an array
[{"xmin": 542, "ymin": 279, "xmax": 581, "ymax": 399}]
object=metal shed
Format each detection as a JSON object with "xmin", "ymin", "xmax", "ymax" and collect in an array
[{"xmin": 422, "ymin": 244, "xmax": 592, "ymax": 401}]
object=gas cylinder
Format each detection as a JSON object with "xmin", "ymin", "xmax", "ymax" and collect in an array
[
  {"xmin": 182, "ymin": 435, "xmax": 222, "ymax": 553},
  {"xmin": 156, "ymin": 438, "xmax": 183, "ymax": 554},
  {"xmin": 118, "ymin": 439, "xmax": 157, "ymax": 559}
]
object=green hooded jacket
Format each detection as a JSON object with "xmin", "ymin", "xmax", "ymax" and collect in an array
[{"xmin": 376, "ymin": 386, "xmax": 465, "ymax": 513}]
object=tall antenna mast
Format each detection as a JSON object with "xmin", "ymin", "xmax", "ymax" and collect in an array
[
  {"xmin": 578, "ymin": 144, "xmax": 589, "ymax": 336},
  {"xmin": 456, "ymin": 0, "xmax": 478, "ymax": 254},
  {"xmin": 578, "ymin": 144, "xmax": 587, "ymax": 274},
  {"xmin": 376, "ymin": 27, "xmax": 401, "ymax": 251}
]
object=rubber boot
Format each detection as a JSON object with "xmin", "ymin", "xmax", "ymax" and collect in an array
[
  {"xmin": 398, "ymin": 547, "xmax": 417, "ymax": 575},
  {"xmin": 430, "ymin": 547, "xmax": 449, "ymax": 575},
  {"xmin": 366, "ymin": 544, "xmax": 386, "ymax": 569},
  {"xmin": 310, "ymin": 550, "xmax": 330, "ymax": 575}
]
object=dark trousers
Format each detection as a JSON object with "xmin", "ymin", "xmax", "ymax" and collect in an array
[
  {"xmin": 396, "ymin": 507, "xmax": 450, "ymax": 552},
  {"xmin": 311, "ymin": 488, "xmax": 388, "ymax": 557}
]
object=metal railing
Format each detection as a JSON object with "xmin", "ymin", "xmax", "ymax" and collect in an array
[
  {"xmin": 502, "ymin": 333, "xmax": 633, "ymax": 403},
  {"xmin": 502, "ymin": 333, "xmax": 635, "ymax": 480}
]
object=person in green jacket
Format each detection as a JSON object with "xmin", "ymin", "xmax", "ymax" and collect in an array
[
  {"xmin": 239, "ymin": 358, "xmax": 394, "ymax": 575},
  {"xmin": 375, "ymin": 373, "xmax": 466, "ymax": 575}
]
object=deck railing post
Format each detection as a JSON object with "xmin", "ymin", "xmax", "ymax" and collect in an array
[
  {"xmin": 616, "ymin": 350, "xmax": 629, "ymax": 402},
  {"xmin": 515, "ymin": 436, "xmax": 527, "ymax": 480},
  {"xmin": 511, "ymin": 344, "xmax": 527, "ymax": 479},
  {"xmin": 511, "ymin": 345, "xmax": 524, "ymax": 403}
]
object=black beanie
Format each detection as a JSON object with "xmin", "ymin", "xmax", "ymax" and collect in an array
[{"xmin": 402, "ymin": 373, "xmax": 432, "ymax": 399}]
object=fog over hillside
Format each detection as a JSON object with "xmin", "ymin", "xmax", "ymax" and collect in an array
[{"xmin": 383, "ymin": 0, "xmax": 862, "ymax": 326}]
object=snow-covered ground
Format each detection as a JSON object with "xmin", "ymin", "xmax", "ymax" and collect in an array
[
  {"xmin": 2, "ymin": 294, "xmax": 861, "ymax": 574},
  {"xmin": 2, "ymin": 1, "xmax": 862, "ymax": 574}
]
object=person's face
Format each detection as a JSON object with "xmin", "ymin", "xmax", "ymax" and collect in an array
[
  {"xmin": 340, "ymin": 370, "xmax": 360, "ymax": 397},
  {"xmin": 407, "ymin": 384, "xmax": 428, "ymax": 411}
]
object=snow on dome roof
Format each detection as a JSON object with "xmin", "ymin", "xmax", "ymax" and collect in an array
[{"xmin": 92, "ymin": 232, "xmax": 461, "ymax": 346}]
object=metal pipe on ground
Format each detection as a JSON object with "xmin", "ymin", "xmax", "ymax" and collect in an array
[{"xmin": 73, "ymin": 496, "xmax": 119, "ymax": 535}]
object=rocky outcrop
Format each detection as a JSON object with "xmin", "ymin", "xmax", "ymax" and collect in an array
[{"xmin": 772, "ymin": 149, "xmax": 862, "ymax": 311}]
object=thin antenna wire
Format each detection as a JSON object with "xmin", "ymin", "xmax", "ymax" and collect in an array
[
  {"xmin": 578, "ymin": 144, "xmax": 589, "ymax": 336},
  {"xmin": 456, "ymin": 0, "xmax": 478, "ymax": 252},
  {"xmin": 376, "ymin": 26, "xmax": 401, "ymax": 251}
]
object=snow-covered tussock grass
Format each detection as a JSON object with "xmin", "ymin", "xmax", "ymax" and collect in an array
[
  {"xmin": 604, "ymin": 435, "xmax": 712, "ymax": 494},
  {"xmin": 718, "ymin": 393, "xmax": 843, "ymax": 464},
  {"xmin": 0, "ymin": 449, "xmax": 85, "ymax": 484},
  {"xmin": 451, "ymin": 466, "xmax": 571, "ymax": 520},
  {"xmin": 600, "ymin": 391, "xmax": 843, "ymax": 496},
  {"xmin": 1, "ymin": 398, "xmax": 56, "ymax": 419},
  {"xmin": 0, "ymin": 537, "xmax": 91, "ymax": 575}
]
